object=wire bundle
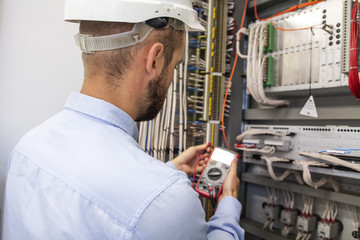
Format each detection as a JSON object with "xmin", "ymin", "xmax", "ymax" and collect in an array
[
  {"xmin": 263, "ymin": 187, "xmax": 279, "ymax": 231},
  {"xmin": 296, "ymin": 196, "xmax": 315, "ymax": 240},
  {"xmin": 281, "ymin": 190, "xmax": 296, "ymax": 237},
  {"xmin": 138, "ymin": 81, "xmax": 175, "ymax": 162},
  {"xmin": 293, "ymin": 160, "xmax": 340, "ymax": 192},
  {"xmin": 320, "ymin": 200, "xmax": 338, "ymax": 226},
  {"xmin": 244, "ymin": 23, "xmax": 290, "ymax": 107},
  {"xmin": 299, "ymin": 151, "xmax": 360, "ymax": 172},
  {"xmin": 349, "ymin": 0, "xmax": 360, "ymax": 100},
  {"xmin": 347, "ymin": 205, "xmax": 359, "ymax": 240},
  {"xmin": 235, "ymin": 129, "xmax": 292, "ymax": 153},
  {"xmin": 261, "ymin": 156, "xmax": 304, "ymax": 184}
]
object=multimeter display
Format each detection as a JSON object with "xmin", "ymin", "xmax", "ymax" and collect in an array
[{"xmin": 195, "ymin": 147, "xmax": 237, "ymax": 199}]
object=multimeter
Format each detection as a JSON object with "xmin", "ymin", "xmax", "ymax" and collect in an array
[{"xmin": 195, "ymin": 146, "xmax": 238, "ymax": 199}]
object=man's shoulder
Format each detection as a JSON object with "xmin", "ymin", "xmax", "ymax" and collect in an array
[{"xmin": 11, "ymin": 109, "xmax": 187, "ymax": 227}]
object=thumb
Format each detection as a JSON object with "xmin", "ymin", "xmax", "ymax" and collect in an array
[{"xmin": 228, "ymin": 156, "xmax": 239, "ymax": 176}]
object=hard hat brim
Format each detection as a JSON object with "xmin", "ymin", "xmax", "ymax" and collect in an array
[{"xmin": 64, "ymin": 0, "xmax": 205, "ymax": 32}]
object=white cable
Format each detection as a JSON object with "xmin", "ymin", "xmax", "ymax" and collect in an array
[
  {"xmin": 182, "ymin": 33, "xmax": 189, "ymax": 150},
  {"xmin": 258, "ymin": 56, "xmax": 290, "ymax": 106},
  {"xmin": 281, "ymin": 190, "xmax": 295, "ymax": 237},
  {"xmin": 299, "ymin": 151, "xmax": 360, "ymax": 172},
  {"xmin": 309, "ymin": 196, "xmax": 314, "ymax": 215},
  {"xmin": 246, "ymin": 27, "xmax": 262, "ymax": 102},
  {"xmin": 264, "ymin": 187, "xmax": 278, "ymax": 231},
  {"xmin": 158, "ymin": 99, "xmax": 167, "ymax": 162},
  {"xmin": 297, "ymin": 195, "xmax": 314, "ymax": 240},
  {"xmin": 236, "ymin": 129, "xmax": 292, "ymax": 142},
  {"xmin": 331, "ymin": 201, "xmax": 338, "ymax": 221},
  {"xmin": 236, "ymin": 146, "xmax": 276, "ymax": 154},
  {"xmin": 293, "ymin": 160, "xmax": 340, "ymax": 192},
  {"xmin": 347, "ymin": 204, "xmax": 359, "ymax": 238},
  {"xmin": 153, "ymin": 113, "xmax": 161, "ymax": 159},
  {"xmin": 290, "ymin": 191, "xmax": 295, "ymax": 209},
  {"xmin": 249, "ymin": 26, "xmax": 263, "ymax": 102},
  {"xmin": 246, "ymin": 23, "xmax": 289, "ymax": 106},
  {"xmin": 256, "ymin": 23, "xmax": 289, "ymax": 106},
  {"xmin": 322, "ymin": 200, "xmax": 329, "ymax": 220},
  {"xmin": 261, "ymin": 156, "xmax": 304, "ymax": 184},
  {"xmin": 236, "ymin": 28, "xmax": 249, "ymax": 59},
  {"xmin": 138, "ymin": 122, "xmax": 144, "ymax": 150},
  {"xmin": 179, "ymin": 63, "xmax": 184, "ymax": 154},
  {"xmin": 169, "ymin": 70, "xmax": 177, "ymax": 160},
  {"xmin": 162, "ymin": 83, "xmax": 173, "ymax": 162}
]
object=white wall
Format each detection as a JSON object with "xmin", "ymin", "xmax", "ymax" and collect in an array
[{"xmin": 0, "ymin": 0, "xmax": 83, "ymax": 232}]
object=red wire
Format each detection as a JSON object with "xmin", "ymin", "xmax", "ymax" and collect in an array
[
  {"xmin": 254, "ymin": 0, "xmax": 325, "ymax": 22},
  {"xmin": 221, "ymin": 0, "xmax": 248, "ymax": 150},
  {"xmin": 349, "ymin": 0, "xmax": 360, "ymax": 100}
]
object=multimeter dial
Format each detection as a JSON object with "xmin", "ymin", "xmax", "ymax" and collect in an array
[{"xmin": 207, "ymin": 167, "xmax": 222, "ymax": 180}]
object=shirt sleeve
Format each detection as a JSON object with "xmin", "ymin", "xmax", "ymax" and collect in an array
[
  {"xmin": 165, "ymin": 160, "xmax": 177, "ymax": 170},
  {"xmin": 131, "ymin": 177, "xmax": 244, "ymax": 240},
  {"xmin": 207, "ymin": 196, "xmax": 245, "ymax": 240}
]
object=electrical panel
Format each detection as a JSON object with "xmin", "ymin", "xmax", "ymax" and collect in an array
[
  {"xmin": 242, "ymin": 124, "xmax": 360, "ymax": 166},
  {"xmin": 137, "ymin": 0, "xmax": 360, "ymax": 238},
  {"xmin": 247, "ymin": 0, "xmax": 350, "ymax": 93},
  {"xmin": 235, "ymin": 0, "xmax": 360, "ymax": 239}
]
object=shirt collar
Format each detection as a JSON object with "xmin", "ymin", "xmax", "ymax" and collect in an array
[{"xmin": 65, "ymin": 92, "xmax": 139, "ymax": 141}]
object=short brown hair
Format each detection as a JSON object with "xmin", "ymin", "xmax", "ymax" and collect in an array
[{"xmin": 80, "ymin": 21, "xmax": 184, "ymax": 87}]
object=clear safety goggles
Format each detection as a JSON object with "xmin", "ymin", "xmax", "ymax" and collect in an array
[{"xmin": 75, "ymin": 18, "xmax": 184, "ymax": 54}]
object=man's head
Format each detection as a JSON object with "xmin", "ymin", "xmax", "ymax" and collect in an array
[
  {"xmin": 64, "ymin": 0, "xmax": 204, "ymax": 121},
  {"xmin": 79, "ymin": 20, "xmax": 185, "ymax": 121},
  {"xmin": 79, "ymin": 20, "xmax": 184, "ymax": 88}
]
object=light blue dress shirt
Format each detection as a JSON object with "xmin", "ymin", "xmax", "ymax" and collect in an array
[{"xmin": 3, "ymin": 92, "xmax": 244, "ymax": 240}]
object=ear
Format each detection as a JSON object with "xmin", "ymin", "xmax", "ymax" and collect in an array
[{"xmin": 145, "ymin": 43, "xmax": 165, "ymax": 80}]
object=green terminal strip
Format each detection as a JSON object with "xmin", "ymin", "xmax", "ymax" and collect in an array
[
  {"xmin": 264, "ymin": 22, "xmax": 275, "ymax": 53},
  {"xmin": 264, "ymin": 56, "xmax": 274, "ymax": 87},
  {"xmin": 264, "ymin": 22, "xmax": 275, "ymax": 87}
]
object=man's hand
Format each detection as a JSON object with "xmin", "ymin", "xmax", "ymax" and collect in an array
[
  {"xmin": 171, "ymin": 142, "xmax": 211, "ymax": 176},
  {"xmin": 218, "ymin": 157, "xmax": 240, "ymax": 202}
]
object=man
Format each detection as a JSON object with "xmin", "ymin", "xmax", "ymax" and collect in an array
[{"xmin": 2, "ymin": 0, "xmax": 244, "ymax": 239}]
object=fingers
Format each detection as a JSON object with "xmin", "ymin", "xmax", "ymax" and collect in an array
[
  {"xmin": 192, "ymin": 142, "xmax": 211, "ymax": 154},
  {"xmin": 196, "ymin": 159, "xmax": 206, "ymax": 173}
]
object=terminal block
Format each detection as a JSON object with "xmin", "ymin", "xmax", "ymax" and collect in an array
[
  {"xmin": 297, "ymin": 215, "xmax": 317, "ymax": 233},
  {"xmin": 280, "ymin": 209, "xmax": 297, "ymax": 226},
  {"xmin": 317, "ymin": 220, "xmax": 342, "ymax": 239},
  {"xmin": 263, "ymin": 202, "xmax": 280, "ymax": 221}
]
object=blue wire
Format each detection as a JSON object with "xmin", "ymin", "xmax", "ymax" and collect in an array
[
  {"xmin": 318, "ymin": 148, "xmax": 360, "ymax": 154},
  {"xmin": 334, "ymin": 148, "xmax": 360, "ymax": 151},
  {"xmin": 187, "ymin": 121, "xmax": 203, "ymax": 124},
  {"xmin": 187, "ymin": 86, "xmax": 200, "ymax": 92}
]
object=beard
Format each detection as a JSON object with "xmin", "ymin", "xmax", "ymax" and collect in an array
[{"xmin": 135, "ymin": 67, "xmax": 169, "ymax": 122}]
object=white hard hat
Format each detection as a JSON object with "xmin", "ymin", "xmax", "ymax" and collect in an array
[
  {"xmin": 65, "ymin": 0, "xmax": 205, "ymax": 53},
  {"xmin": 64, "ymin": 0, "xmax": 205, "ymax": 32}
]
